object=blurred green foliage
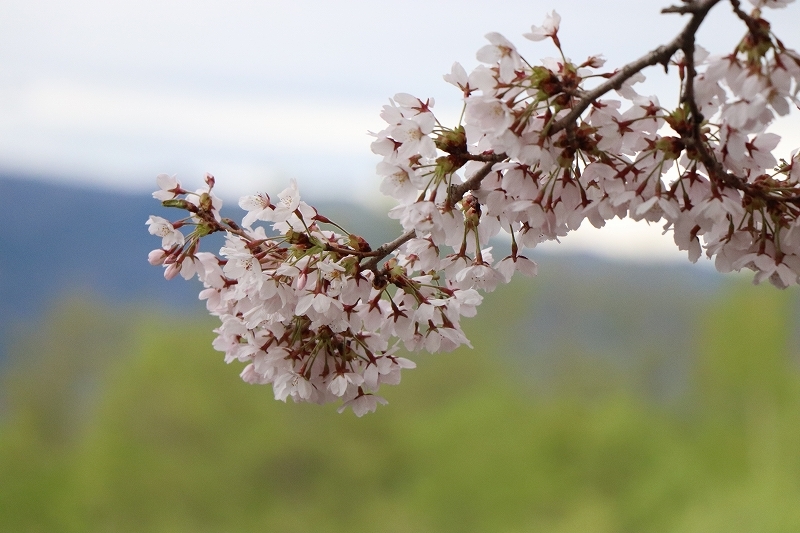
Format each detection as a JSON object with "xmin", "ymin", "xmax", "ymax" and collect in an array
[{"xmin": 1, "ymin": 279, "xmax": 800, "ymax": 533}]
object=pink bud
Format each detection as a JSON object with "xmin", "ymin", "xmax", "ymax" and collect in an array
[
  {"xmin": 148, "ymin": 249, "xmax": 168, "ymax": 265},
  {"xmin": 164, "ymin": 263, "xmax": 181, "ymax": 280},
  {"xmin": 296, "ymin": 271, "xmax": 308, "ymax": 291}
]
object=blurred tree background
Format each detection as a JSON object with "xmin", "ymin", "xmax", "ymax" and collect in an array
[{"xmin": 2, "ymin": 269, "xmax": 800, "ymax": 533}]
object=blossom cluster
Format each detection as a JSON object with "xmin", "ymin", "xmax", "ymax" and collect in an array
[
  {"xmin": 147, "ymin": 173, "xmax": 485, "ymax": 415},
  {"xmin": 374, "ymin": 1, "xmax": 800, "ymax": 289},
  {"xmin": 149, "ymin": 0, "xmax": 799, "ymax": 414}
]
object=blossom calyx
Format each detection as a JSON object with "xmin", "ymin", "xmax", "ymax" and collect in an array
[
  {"xmin": 529, "ymin": 66, "xmax": 562, "ymax": 97},
  {"xmin": 198, "ymin": 192, "xmax": 216, "ymax": 213},
  {"xmin": 384, "ymin": 258, "xmax": 406, "ymax": 280},
  {"xmin": 347, "ymin": 234, "xmax": 372, "ymax": 253},
  {"xmin": 738, "ymin": 14, "xmax": 773, "ymax": 61},
  {"xmin": 434, "ymin": 156, "xmax": 463, "ymax": 180},
  {"xmin": 462, "ymin": 194, "xmax": 482, "ymax": 229},
  {"xmin": 434, "ymin": 126, "xmax": 468, "ymax": 155},
  {"xmin": 654, "ymin": 137, "xmax": 686, "ymax": 160}
]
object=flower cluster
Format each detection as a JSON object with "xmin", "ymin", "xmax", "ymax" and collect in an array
[
  {"xmin": 375, "ymin": 3, "xmax": 800, "ymax": 290},
  {"xmin": 147, "ymin": 172, "xmax": 486, "ymax": 415},
  {"xmin": 149, "ymin": 0, "xmax": 799, "ymax": 413}
]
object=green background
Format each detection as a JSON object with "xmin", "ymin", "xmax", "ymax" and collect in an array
[{"xmin": 2, "ymin": 272, "xmax": 799, "ymax": 533}]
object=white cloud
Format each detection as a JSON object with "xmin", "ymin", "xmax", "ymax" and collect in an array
[
  {"xmin": 22, "ymin": 81, "xmax": 380, "ymax": 154},
  {"xmin": 537, "ymin": 218, "xmax": 696, "ymax": 264}
]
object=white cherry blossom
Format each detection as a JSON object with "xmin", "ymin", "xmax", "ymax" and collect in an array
[
  {"xmin": 146, "ymin": 216, "xmax": 184, "ymax": 248},
  {"xmin": 523, "ymin": 10, "xmax": 561, "ymax": 43},
  {"xmin": 147, "ymin": 2, "xmax": 800, "ymax": 414}
]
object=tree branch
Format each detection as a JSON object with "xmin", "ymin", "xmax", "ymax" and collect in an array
[
  {"xmin": 549, "ymin": 0, "xmax": 723, "ymax": 136},
  {"xmin": 361, "ymin": 229, "xmax": 416, "ymax": 271},
  {"xmin": 361, "ymin": 0, "xmax": 730, "ymax": 271},
  {"xmin": 678, "ymin": 0, "xmax": 774, "ymax": 201},
  {"xmin": 450, "ymin": 154, "xmax": 508, "ymax": 200}
]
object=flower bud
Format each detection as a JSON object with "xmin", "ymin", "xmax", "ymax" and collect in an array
[
  {"xmin": 148, "ymin": 249, "xmax": 168, "ymax": 265},
  {"xmin": 164, "ymin": 262, "xmax": 181, "ymax": 280},
  {"xmin": 162, "ymin": 199, "xmax": 190, "ymax": 209},
  {"xmin": 434, "ymin": 126, "xmax": 467, "ymax": 154},
  {"xmin": 296, "ymin": 271, "xmax": 308, "ymax": 291}
]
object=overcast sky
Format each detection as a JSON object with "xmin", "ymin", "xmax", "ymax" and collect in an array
[{"xmin": 1, "ymin": 0, "xmax": 798, "ymax": 261}]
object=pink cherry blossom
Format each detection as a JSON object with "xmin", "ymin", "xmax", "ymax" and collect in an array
[
  {"xmin": 146, "ymin": 216, "xmax": 184, "ymax": 248},
  {"xmin": 476, "ymin": 32, "xmax": 523, "ymax": 82},
  {"xmin": 338, "ymin": 393, "xmax": 388, "ymax": 417},
  {"xmin": 146, "ymin": 2, "xmax": 800, "ymax": 414},
  {"xmin": 523, "ymin": 10, "xmax": 561, "ymax": 43},
  {"xmin": 152, "ymin": 173, "xmax": 182, "ymax": 201}
]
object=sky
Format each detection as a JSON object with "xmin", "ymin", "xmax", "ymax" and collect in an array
[{"xmin": 1, "ymin": 0, "xmax": 798, "ymax": 262}]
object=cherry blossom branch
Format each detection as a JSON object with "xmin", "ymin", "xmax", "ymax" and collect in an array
[
  {"xmin": 680, "ymin": 17, "xmax": 702, "ymax": 125},
  {"xmin": 675, "ymin": 2, "xmax": 740, "ymax": 190},
  {"xmin": 358, "ymin": 155, "xmax": 508, "ymax": 271},
  {"xmin": 145, "ymin": 1, "xmax": 800, "ymax": 416},
  {"xmin": 662, "ymin": 3, "xmax": 708, "ymax": 14},
  {"xmin": 451, "ymin": 154, "xmax": 508, "ymax": 199},
  {"xmin": 360, "ymin": 0, "xmax": 734, "ymax": 272},
  {"xmin": 549, "ymin": 0, "xmax": 722, "ymax": 136},
  {"xmin": 678, "ymin": 2, "xmax": 794, "ymax": 204},
  {"xmin": 361, "ymin": 229, "xmax": 416, "ymax": 271},
  {"xmin": 219, "ymin": 218, "xmax": 257, "ymax": 243}
]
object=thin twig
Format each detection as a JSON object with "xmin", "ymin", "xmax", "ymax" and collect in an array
[{"xmin": 729, "ymin": 0, "xmax": 764, "ymax": 37}]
